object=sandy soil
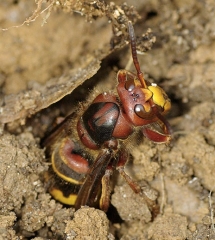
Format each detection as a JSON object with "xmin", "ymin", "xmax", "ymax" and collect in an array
[{"xmin": 0, "ymin": 0, "xmax": 215, "ymax": 239}]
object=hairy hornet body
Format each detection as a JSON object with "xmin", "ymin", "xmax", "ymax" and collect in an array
[{"xmin": 42, "ymin": 22, "xmax": 172, "ymax": 213}]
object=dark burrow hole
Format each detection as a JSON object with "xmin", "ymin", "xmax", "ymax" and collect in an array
[
  {"xmin": 146, "ymin": 10, "xmax": 158, "ymax": 19},
  {"xmin": 167, "ymin": 93, "xmax": 190, "ymax": 119}
]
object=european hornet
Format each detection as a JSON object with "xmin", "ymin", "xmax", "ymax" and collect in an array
[{"xmin": 42, "ymin": 21, "xmax": 171, "ymax": 214}]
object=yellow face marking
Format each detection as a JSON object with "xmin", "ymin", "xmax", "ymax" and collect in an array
[
  {"xmin": 142, "ymin": 88, "xmax": 153, "ymax": 102},
  {"xmin": 148, "ymin": 85, "xmax": 171, "ymax": 111},
  {"xmin": 134, "ymin": 79, "xmax": 142, "ymax": 87},
  {"xmin": 134, "ymin": 79, "xmax": 153, "ymax": 108},
  {"xmin": 164, "ymin": 100, "xmax": 171, "ymax": 113},
  {"xmin": 50, "ymin": 188, "xmax": 77, "ymax": 205}
]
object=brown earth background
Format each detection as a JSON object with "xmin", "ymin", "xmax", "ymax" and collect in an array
[{"xmin": 0, "ymin": 0, "xmax": 215, "ymax": 239}]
